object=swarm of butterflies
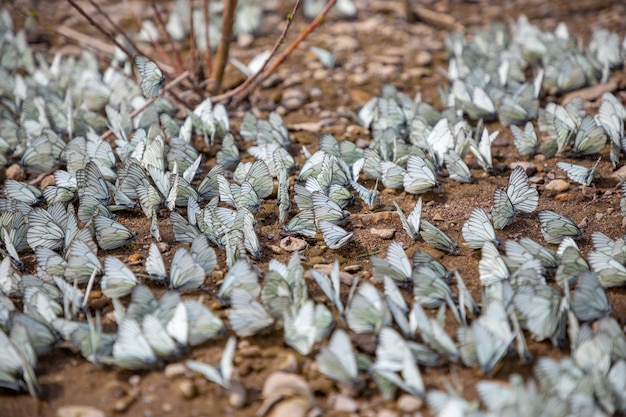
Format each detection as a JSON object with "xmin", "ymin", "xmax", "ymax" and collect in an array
[{"xmin": 1, "ymin": 6, "xmax": 626, "ymax": 416}]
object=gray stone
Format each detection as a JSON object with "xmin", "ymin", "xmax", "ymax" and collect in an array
[{"xmin": 57, "ymin": 405, "xmax": 106, "ymax": 417}]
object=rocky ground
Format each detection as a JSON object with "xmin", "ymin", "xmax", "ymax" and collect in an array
[{"xmin": 2, "ymin": 0, "xmax": 626, "ymax": 416}]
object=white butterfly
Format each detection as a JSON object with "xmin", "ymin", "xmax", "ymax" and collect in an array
[
  {"xmin": 556, "ymin": 157, "xmax": 600, "ymax": 187},
  {"xmin": 492, "ymin": 166, "xmax": 538, "ymax": 229},
  {"xmin": 371, "ymin": 241, "xmax": 412, "ymax": 283},
  {"xmin": 106, "ymin": 318, "xmax": 157, "ymax": 370},
  {"xmin": 462, "ymin": 207, "xmax": 497, "ymax": 249},
  {"xmin": 101, "ymin": 256, "xmax": 138, "ymax": 298},
  {"xmin": 571, "ymin": 271, "xmax": 610, "ymax": 322},
  {"xmin": 457, "ymin": 301, "xmax": 513, "ymax": 374},
  {"xmin": 538, "ymin": 210, "xmax": 583, "ymax": 244},
  {"xmin": 315, "ymin": 329, "xmax": 358, "ymax": 386},
  {"xmin": 169, "ymin": 247, "xmax": 205, "ymax": 291},
  {"xmin": 228, "ymin": 288, "xmax": 274, "ymax": 337},
  {"xmin": 394, "ymin": 198, "xmax": 421, "ymax": 240},
  {"xmin": 420, "ymin": 219, "xmax": 458, "ymax": 254},
  {"xmin": 318, "ymin": 220, "xmax": 353, "ymax": 249},
  {"xmin": 572, "ymin": 115, "xmax": 607, "ymax": 157},
  {"xmin": 93, "ymin": 215, "xmax": 137, "ymax": 250},
  {"xmin": 345, "ymin": 281, "xmax": 391, "ymax": 334},
  {"xmin": 510, "ymin": 121, "xmax": 539, "ymax": 156},
  {"xmin": 311, "ymin": 261, "xmax": 343, "ymax": 314},
  {"xmin": 587, "ymin": 251, "xmax": 626, "ymax": 288},
  {"xmin": 186, "ymin": 336, "xmax": 236, "ymax": 389},
  {"xmin": 218, "ymin": 259, "xmax": 260, "ymax": 302},
  {"xmin": 135, "ymin": 56, "xmax": 165, "ymax": 98},
  {"xmin": 403, "ymin": 155, "xmax": 438, "ymax": 194}
]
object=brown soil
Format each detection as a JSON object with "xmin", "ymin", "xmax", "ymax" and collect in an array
[{"xmin": 2, "ymin": 0, "xmax": 626, "ymax": 416}]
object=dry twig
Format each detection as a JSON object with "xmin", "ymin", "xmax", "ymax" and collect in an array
[{"xmin": 211, "ymin": 0, "xmax": 238, "ymax": 95}]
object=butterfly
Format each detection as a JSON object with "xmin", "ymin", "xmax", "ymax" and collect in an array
[
  {"xmin": 510, "ymin": 121, "xmax": 539, "ymax": 156},
  {"xmin": 394, "ymin": 198, "xmax": 422, "ymax": 240},
  {"xmin": 101, "ymin": 256, "xmax": 138, "ymax": 298},
  {"xmin": 186, "ymin": 336, "xmax": 236, "ymax": 389},
  {"xmin": 556, "ymin": 157, "xmax": 600, "ymax": 187},
  {"xmin": 538, "ymin": 210, "xmax": 583, "ymax": 244},
  {"xmin": 492, "ymin": 166, "xmax": 538, "ymax": 229},
  {"xmin": 462, "ymin": 207, "xmax": 498, "ymax": 249},
  {"xmin": 318, "ymin": 220, "xmax": 353, "ymax": 250},
  {"xmin": 345, "ymin": 281, "xmax": 391, "ymax": 334},
  {"xmin": 315, "ymin": 329, "xmax": 358, "ymax": 386},
  {"xmin": 135, "ymin": 56, "xmax": 165, "ymax": 98},
  {"xmin": 571, "ymin": 271, "xmax": 610, "ymax": 322},
  {"xmin": 420, "ymin": 219, "xmax": 458, "ymax": 254}
]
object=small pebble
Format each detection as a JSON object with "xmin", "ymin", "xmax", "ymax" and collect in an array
[
  {"xmin": 276, "ymin": 353, "xmax": 299, "ymax": 373},
  {"xmin": 177, "ymin": 379, "xmax": 197, "ymax": 399},
  {"xmin": 113, "ymin": 395, "xmax": 136, "ymax": 412},
  {"xmin": 157, "ymin": 242, "xmax": 170, "ymax": 253},
  {"xmin": 509, "ymin": 161, "xmax": 537, "ymax": 176},
  {"xmin": 432, "ymin": 213, "xmax": 444, "ymax": 221},
  {"xmin": 5, "ymin": 163, "xmax": 26, "ymax": 181},
  {"xmin": 40, "ymin": 174, "xmax": 56, "ymax": 188},
  {"xmin": 128, "ymin": 375, "xmax": 141, "ymax": 386},
  {"xmin": 397, "ymin": 394, "xmax": 424, "ymax": 413},
  {"xmin": 554, "ymin": 193, "xmax": 575, "ymax": 202},
  {"xmin": 330, "ymin": 394, "xmax": 359, "ymax": 412},
  {"xmin": 376, "ymin": 409, "xmax": 399, "ymax": 417},
  {"xmin": 228, "ymin": 380, "xmax": 247, "ymax": 408},
  {"xmin": 545, "ymin": 179, "xmax": 569, "ymax": 192},
  {"xmin": 344, "ymin": 264, "xmax": 362, "ymax": 272},
  {"xmin": 56, "ymin": 405, "xmax": 106, "ymax": 417},
  {"xmin": 370, "ymin": 228, "xmax": 395, "ymax": 239},
  {"xmin": 280, "ymin": 236, "xmax": 308, "ymax": 252},
  {"xmin": 164, "ymin": 363, "xmax": 187, "ymax": 379}
]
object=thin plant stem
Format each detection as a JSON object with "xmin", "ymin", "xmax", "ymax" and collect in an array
[
  {"xmin": 203, "ymin": 0, "xmax": 212, "ymax": 78},
  {"xmin": 211, "ymin": 0, "xmax": 237, "ymax": 95},
  {"xmin": 213, "ymin": 0, "xmax": 336, "ymax": 104},
  {"xmin": 65, "ymin": 0, "xmax": 135, "ymax": 60},
  {"xmin": 86, "ymin": 0, "xmax": 150, "ymax": 59},
  {"xmin": 212, "ymin": 0, "xmax": 301, "ymax": 102},
  {"xmin": 126, "ymin": 0, "xmax": 174, "ymax": 72},
  {"xmin": 150, "ymin": 0, "xmax": 185, "ymax": 73},
  {"xmin": 188, "ymin": 1, "xmax": 197, "ymax": 87}
]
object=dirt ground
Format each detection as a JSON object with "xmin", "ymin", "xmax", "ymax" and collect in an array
[{"xmin": 2, "ymin": 0, "xmax": 626, "ymax": 416}]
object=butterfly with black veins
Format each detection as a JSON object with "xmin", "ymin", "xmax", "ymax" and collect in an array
[
  {"xmin": 318, "ymin": 220, "xmax": 353, "ymax": 250},
  {"xmin": 394, "ymin": 198, "xmax": 421, "ymax": 240},
  {"xmin": 510, "ymin": 121, "xmax": 539, "ymax": 156},
  {"xmin": 345, "ymin": 281, "xmax": 391, "ymax": 334},
  {"xmin": 315, "ymin": 329, "xmax": 358, "ymax": 387},
  {"xmin": 169, "ymin": 247, "xmax": 205, "ymax": 291},
  {"xmin": 419, "ymin": 219, "xmax": 458, "ymax": 254},
  {"xmin": 492, "ymin": 166, "xmax": 539, "ymax": 230},
  {"xmin": 92, "ymin": 215, "xmax": 137, "ymax": 250},
  {"xmin": 371, "ymin": 241, "xmax": 412, "ymax": 284},
  {"xmin": 538, "ymin": 210, "xmax": 583, "ymax": 245},
  {"xmin": 556, "ymin": 157, "xmax": 600, "ymax": 187},
  {"xmin": 186, "ymin": 336, "xmax": 236, "ymax": 390},
  {"xmin": 458, "ymin": 300, "xmax": 514, "ymax": 374},
  {"xmin": 135, "ymin": 56, "xmax": 165, "ymax": 98},
  {"xmin": 101, "ymin": 256, "xmax": 138, "ymax": 299},
  {"xmin": 228, "ymin": 288, "xmax": 274, "ymax": 337},
  {"xmin": 571, "ymin": 271, "xmax": 611, "ymax": 322},
  {"xmin": 462, "ymin": 207, "xmax": 498, "ymax": 250}
]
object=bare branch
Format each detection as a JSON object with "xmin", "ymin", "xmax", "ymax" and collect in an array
[
  {"xmin": 211, "ymin": 0, "xmax": 303, "ymax": 103},
  {"xmin": 65, "ymin": 0, "xmax": 135, "ymax": 60},
  {"xmin": 203, "ymin": 0, "xmax": 213, "ymax": 78},
  {"xmin": 211, "ymin": 0, "xmax": 238, "ymax": 95},
  {"xmin": 151, "ymin": 0, "xmax": 185, "ymax": 73}
]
